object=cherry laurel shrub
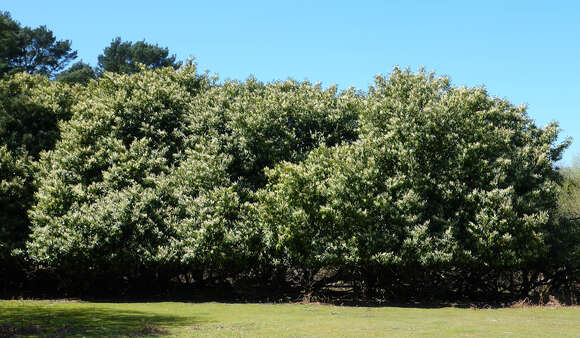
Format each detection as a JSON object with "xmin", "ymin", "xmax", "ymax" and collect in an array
[
  {"xmin": 256, "ymin": 68, "xmax": 571, "ymax": 299},
  {"xmin": 22, "ymin": 66, "xmax": 575, "ymax": 299},
  {"xmin": 25, "ymin": 65, "xmax": 360, "ymax": 292}
]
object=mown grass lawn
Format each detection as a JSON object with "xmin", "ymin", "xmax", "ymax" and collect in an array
[{"xmin": 1, "ymin": 300, "xmax": 579, "ymax": 337}]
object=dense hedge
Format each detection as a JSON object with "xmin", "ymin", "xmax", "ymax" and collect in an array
[
  {"xmin": 256, "ymin": 70, "xmax": 576, "ymax": 300},
  {"xmin": 1, "ymin": 65, "xmax": 578, "ymax": 301}
]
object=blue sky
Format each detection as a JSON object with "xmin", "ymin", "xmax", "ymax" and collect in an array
[{"xmin": 6, "ymin": 1, "xmax": 580, "ymax": 165}]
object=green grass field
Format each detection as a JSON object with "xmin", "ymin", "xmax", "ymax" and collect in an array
[{"xmin": 1, "ymin": 300, "xmax": 579, "ymax": 337}]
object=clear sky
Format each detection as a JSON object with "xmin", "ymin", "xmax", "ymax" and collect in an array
[{"xmin": 5, "ymin": 1, "xmax": 580, "ymax": 165}]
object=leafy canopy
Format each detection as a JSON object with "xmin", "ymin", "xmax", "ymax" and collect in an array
[
  {"xmin": 257, "ymin": 68, "xmax": 568, "ymax": 276},
  {"xmin": 0, "ymin": 73, "xmax": 76, "ymax": 267},
  {"xmin": 19, "ymin": 66, "xmax": 575, "ymax": 297}
]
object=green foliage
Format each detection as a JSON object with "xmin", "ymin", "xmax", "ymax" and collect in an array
[
  {"xmin": 257, "ymin": 140, "xmax": 425, "ymax": 275},
  {"xmin": 0, "ymin": 73, "xmax": 76, "ymax": 242},
  {"xmin": 0, "ymin": 11, "xmax": 77, "ymax": 77},
  {"xmin": 0, "ymin": 146, "xmax": 33, "ymax": 259},
  {"xmin": 257, "ymin": 68, "xmax": 568, "ymax": 283},
  {"xmin": 189, "ymin": 78, "xmax": 361, "ymax": 190},
  {"xmin": 0, "ymin": 12, "xmax": 21, "ymax": 76},
  {"xmin": 26, "ymin": 65, "xmax": 219, "ymax": 280},
  {"xmin": 56, "ymin": 61, "xmax": 96, "ymax": 85},
  {"xmin": 15, "ymin": 65, "xmax": 576, "ymax": 299},
  {"xmin": 97, "ymin": 37, "xmax": 181, "ymax": 75},
  {"xmin": 549, "ymin": 158, "xmax": 580, "ymax": 284},
  {"xmin": 559, "ymin": 157, "xmax": 580, "ymax": 219},
  {"xmin": 362, "ymin": 68, "xmax": 567, "ymax": 267},
  {"xmin": 25, "ymin": 63, "xmax": 361, "ymax": 283},
  {"xmin": 0, "ymin": 73, "xmax": 76, "ymax": 289},
  {"xmin": 0, "ymin": 73, "xmax": 76, "ymax": 156}
]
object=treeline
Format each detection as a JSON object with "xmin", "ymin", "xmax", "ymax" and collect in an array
[
  {"xmin": 1, "ymin": 11, "xmax": 579, "ymax": 303},
  {"xmin": 0, "ymin": 11, "xmax": 179, "ymax": 82}
]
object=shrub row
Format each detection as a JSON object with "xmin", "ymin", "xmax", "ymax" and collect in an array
[{"xmin": 1, "ymin": 65, "xmax": 578, "ymax": 301}]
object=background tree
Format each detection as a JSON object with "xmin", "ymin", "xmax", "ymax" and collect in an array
[
  {"xmin": 0, "ymin": 11, "xmax": 77, "ymax": 77},
  {"xmin": 97, "ymin": 37, "xmax": 181, "ymax": 75},
  {"xmin": 559, "ymin": 157, "xmax": 580, "ymax": 220},
  {"xmin": 548, "ymin": 157, "xmax": 580, "ymax": 301},
  {"xmin": 0, "ymin": 11, "xmax": 21, "ymax": 76},
  {"xmin": 55, "ymin": 61, "xmax": 96, "ymax": 85}
]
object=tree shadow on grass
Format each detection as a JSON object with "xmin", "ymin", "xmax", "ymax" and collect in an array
[{"xmin": 0, "ymin": 302, "xmax": 205, "ymax": 336}]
